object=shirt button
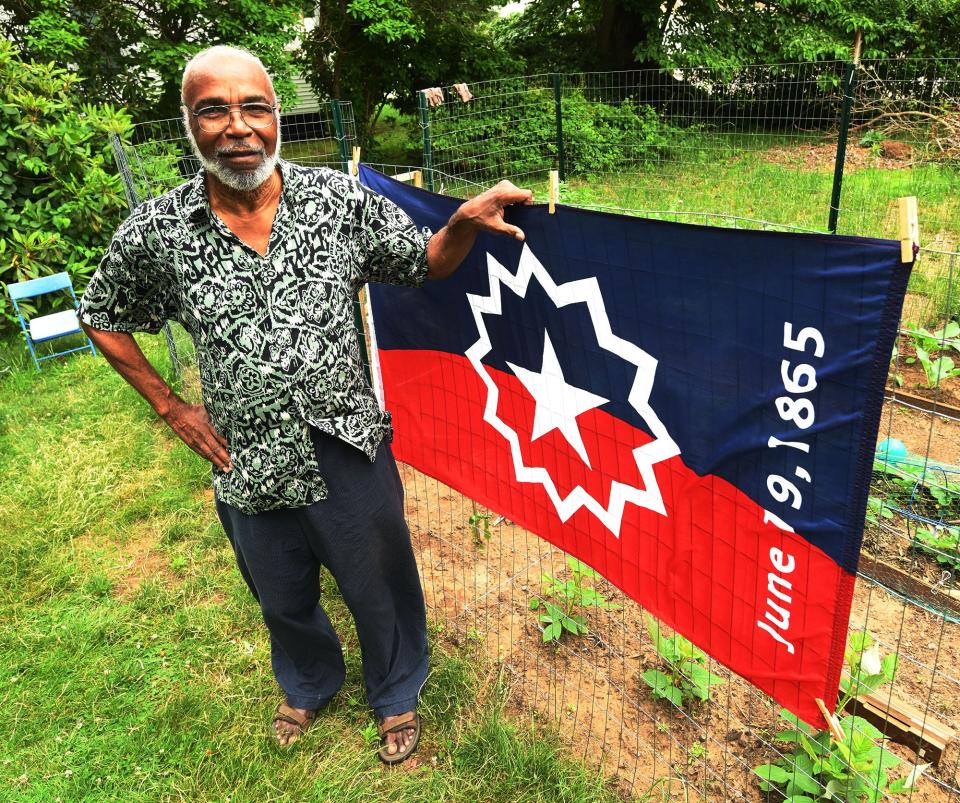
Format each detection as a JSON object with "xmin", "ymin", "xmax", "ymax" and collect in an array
[{"xmin": 280, "ymin": 412, "xmax": 291, "ymax": 421}]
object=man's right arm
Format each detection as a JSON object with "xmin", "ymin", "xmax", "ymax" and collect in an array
[{"xmin": 83, "ymin": 326, "xmax": 232, "ymax": 473}]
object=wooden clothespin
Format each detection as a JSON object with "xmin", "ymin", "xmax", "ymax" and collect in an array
[
  {"xmin": 351, "ymin": 146, "xmax": 361, "ymax": 177},
  {"xmin": 897, "ymin": 196, "xmax": 919, "ymax": 263},
  {"xmin": 548, "ymin": 170, "xmax": 559, "ymax": 214},
  {"xmin": 815, "ymin": 698, "xmax": 847, "ymax": 742}
]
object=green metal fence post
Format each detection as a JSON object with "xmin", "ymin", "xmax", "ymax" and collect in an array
[
  {"xmin": 553, "ymin": 73, "xmax": 566, "ymax": 181},
  {"xmin": 330, "ymin": 100, "xmax": 351, "ymax": 174},
  {"xmin": 828, "ymin": 32, "xmax": 863, "ymax": 233},
  {"xmin": 418, "ymin": 90, "xmax": 435, "ymax": 191}
]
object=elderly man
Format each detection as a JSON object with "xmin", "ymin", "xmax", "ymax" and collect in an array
[{"xmin": 79, "ymin": 45, "xmax": 531, "ymax": 763}]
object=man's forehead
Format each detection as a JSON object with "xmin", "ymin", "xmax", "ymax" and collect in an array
[{"xmin": 183, "ymin": 54, "xmax": 273, "ymax": 103}]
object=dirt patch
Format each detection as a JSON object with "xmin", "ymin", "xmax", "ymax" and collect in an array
[
  {"xmin": 400, "ymin": 464, "xmax": 959, "ymax": 802},
  {"xmin": 72, "ymin": 527, "xmax": 175, "ymax": 599},
  {"xmin": 755, "ymin": 141, "xmax": 914, "ymax": 172},
  {"xmin": 877, "ymin": 398, "xmax": 960, "ymax": 468}
]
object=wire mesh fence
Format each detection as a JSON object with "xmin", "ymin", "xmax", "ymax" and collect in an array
[
  {"xmin": 108, "ymin": 61, "xmax": 960, "ymax": 800},
  {"xmin": 413, "ymin": 59, "xmax": 960, "ymax": 802}
]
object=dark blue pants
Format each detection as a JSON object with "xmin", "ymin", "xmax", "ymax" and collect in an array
[{"xmin": 215, "ymin": 431, "xmax": 429, "ymax": 718}]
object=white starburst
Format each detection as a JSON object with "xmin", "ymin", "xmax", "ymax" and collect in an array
[{"xmin": 465, "ymin": 244, "xmax": 680, "ymax": 537}]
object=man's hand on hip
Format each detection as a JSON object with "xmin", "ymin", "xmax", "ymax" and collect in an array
[
  {"xmin": 80, "ymin": 326, "xmax": 233, "ymax": 472},
  {"xmin": 161, "ymin": 400, "xmax": 232, "ymax": 472}
]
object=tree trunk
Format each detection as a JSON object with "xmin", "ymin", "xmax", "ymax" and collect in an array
[{"xmin": 593, "ymin": 0, "xmax": 656, "ymax": 71}]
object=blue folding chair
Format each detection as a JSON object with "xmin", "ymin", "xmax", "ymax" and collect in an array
[{"xmin": 6, "ymin": 272, "xmax": 98, "ymax": 370}]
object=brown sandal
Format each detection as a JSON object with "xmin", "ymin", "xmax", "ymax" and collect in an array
[
  {"xmin": 272, "ymin": 702, "xmax": 316, "ymax": 747},
  {"xmin": 377, "ymin": 712, "xmax": 421, "ymax": 765}
]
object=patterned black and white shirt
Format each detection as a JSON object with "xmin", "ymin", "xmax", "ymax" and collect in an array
[{"xmin": 79, "ymin": 159, "xmax": 430, "ymax": 514}]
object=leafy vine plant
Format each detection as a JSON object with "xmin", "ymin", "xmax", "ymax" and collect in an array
[
  {"xmin": 641, "ymin": 614, "xmax": 724, "ymax": 707},
  {"xmin": 531, "ymin": 555, "xmax": 620, "ymax": 643},
  {"xmin": 753, "ymin": 630, "xmax": 930, "ymax": 802}
]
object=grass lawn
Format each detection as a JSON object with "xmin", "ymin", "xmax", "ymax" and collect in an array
[{"xmin": 0, "ymin": 337, "xmax": 621, "ymax": 802}]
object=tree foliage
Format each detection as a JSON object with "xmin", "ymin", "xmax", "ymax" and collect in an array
[
  {"xmin": 297, "ymin": 0, "xmax": 522, "ymax": 148},
  {"xmin": 493, "ymin": 0, "xmax": 960, "ymax": 75},
  {"xmin": 1, "ymin": 0, "xmax": 304, "ymax": 121},
  {"xmin": 0, "ymin": 41, "xmax": 132, "ymax": 329}
]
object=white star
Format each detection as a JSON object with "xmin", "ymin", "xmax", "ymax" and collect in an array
[{"xmin": 507, "ymin": 331, "xmax": 608, "ymax": 468}]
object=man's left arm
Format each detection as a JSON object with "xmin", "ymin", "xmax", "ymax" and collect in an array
[{"xmin": 427, "ymin": 181, "xmax": 534, "ymax": 280}]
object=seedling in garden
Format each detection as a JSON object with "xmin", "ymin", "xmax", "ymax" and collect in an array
[
  {"xmin": 531, "ymin": 555, "xmax": 620, "ymax": 643},
  {"xmin": 838, "ymin": 630, "xmax": 898, "ymax": 707},
  {"xmin": 641, "ymin": 614, "xmax": 723, "ymax": 708},
  {"xmin": 913, "ymin": 524, "xmax": 960, "ymax": 572},
  {"xmin": 903, "ymin": 321, "xmax": 960, "ymax": 388},
  {"xmin": 468, "ymin": 510, "xmax": 492, "ymax": 547},
  {"xmin": 753, "ymin": 631, "xmax": 919, "ymax": 801}
]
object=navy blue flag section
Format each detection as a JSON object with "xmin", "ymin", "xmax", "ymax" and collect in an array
[{"xmin": 359, "ymin": 165, "xmax": 911, "ymax": 728}]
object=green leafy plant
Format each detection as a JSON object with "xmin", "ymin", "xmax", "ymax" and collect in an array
[
  {"xmin": 872, "ymin": 457, "xmax": 960, "ymax": 524},
  {"xmin": 468, "ymin": 508, "xmax": 492, "ymax": 548},
  {"xmin": 431, "ymin": 84, "xmax": 681, "ymax": 180},
  {"xmin": 530, "ymin": 555, "xmax": 619, "ymax": 643},
  {"xmin": 858, "ymin": 129, "xmax": 885, "ymax": 153},
  {"xmin": 913, "ymin": 524, "xmax": 960, "ymax": 571},
  {"xmin": 640, "ymin": 614, "xmax": 723, "ymax": 707},
  {"xmin": 0, "ymin": 41, "xmax": 132, "ymax": 330},
  {"xmin": 754, "ymin": 712, "xmax": 919, "ymax": 802},
  {"xmin": 838, "ymin": 631, "xmax": 898, "ymax": 708},
  {"xmin": 864, "ymin": 495, "xmax": 894, "ymax": 528},
  {"xmin": 903, "ymin": 322, "xmax": 960, "ymax": 388},
  {"xmin": 753, "ymin": 632, "xmax": 917, "ymax": 802}
]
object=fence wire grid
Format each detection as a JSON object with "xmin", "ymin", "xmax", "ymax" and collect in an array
[{"xmin": 113, "ymin": 61, "xmax": 960, "ymax": 802}]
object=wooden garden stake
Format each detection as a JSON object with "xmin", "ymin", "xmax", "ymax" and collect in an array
[
  {"xmin": 897, "ymin": 196, "xmax": 919, "ymax": 262},
  {"xmin": 392, "ymin": 169, "xmax": 423, "ymax": 188},
  {"xmin": 815, "ymin": 698, "xmax": 847, "ymax": 742},
  {"xmin": 548, "ymin": 169, "xmax": 559, "ymax": 214}
]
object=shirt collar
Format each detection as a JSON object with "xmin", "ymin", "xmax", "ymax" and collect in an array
[{"xmin": 180, "ymin": 158, "xmax": 302, "ymax": 230}]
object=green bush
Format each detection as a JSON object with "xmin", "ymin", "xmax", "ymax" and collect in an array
[
  {"xmin": 431, "ymin": 84, "xmax": 678, "ymax": 181},
  {"xmin": 0, "ymin": 40, "xmax": 132, "ymax": 330}
]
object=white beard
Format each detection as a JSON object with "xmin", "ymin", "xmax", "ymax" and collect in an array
[{"xmin": 183, "ymin": 112, "xmax": 282, "ymax": 192}]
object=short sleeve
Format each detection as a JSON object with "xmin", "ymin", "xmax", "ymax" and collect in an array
[
  {"xmin": 78, "ymin": 214, "xmax": 178, "ymax": 335},
  {"xmin": 355, "ymin": 183, "xmax": 430, "ymax": 287}
]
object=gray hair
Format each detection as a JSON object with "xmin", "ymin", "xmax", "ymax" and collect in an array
[{"xmin": 180, "ymin": 45, "xmax": 276, "ymax": 103}]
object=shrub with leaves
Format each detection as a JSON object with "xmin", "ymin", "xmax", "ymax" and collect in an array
[
  {"xmin": 530, "ymin": 555, "xmax": 619, "ymax": 643},
  {"xmin": 432, "ymin": 84, "xmax": 680, "ymax": 181},
  {"xmin": 640, "ymin": 614, "xmax": 724, "ymax": 707},
  {"xmin": 0, "ymin": 40, "xmax": 131, "ymax": 330}
]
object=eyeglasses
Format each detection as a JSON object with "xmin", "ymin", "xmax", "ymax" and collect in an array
[{"xmin": 188, "ymin": 102, "xmax": 277, "ymax": 133}]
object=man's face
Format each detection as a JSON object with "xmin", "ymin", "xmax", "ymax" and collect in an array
[{"xmin": 182, "ymin": 55, "xmax": 280, "ymax": 191}]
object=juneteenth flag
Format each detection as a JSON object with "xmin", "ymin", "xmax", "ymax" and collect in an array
[{"xmin": 359, "ymin": 165, "xmax": 911, "ymax": 728}]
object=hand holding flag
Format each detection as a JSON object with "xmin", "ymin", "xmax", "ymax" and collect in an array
[{"xmin": 427, "ymin": 180, "xmax": 534, "ymax": 279}]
